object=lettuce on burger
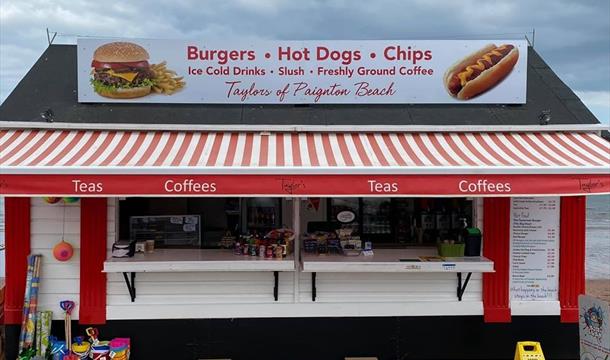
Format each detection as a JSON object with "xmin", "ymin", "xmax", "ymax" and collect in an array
[{"xmin": 91, "ymin": 42, "xmax": 154, "ymax": 99}]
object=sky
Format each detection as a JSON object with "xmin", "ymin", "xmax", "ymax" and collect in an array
[{"xmin": 0, "ymin": 0, "xmax": 608, "ymax": 123}]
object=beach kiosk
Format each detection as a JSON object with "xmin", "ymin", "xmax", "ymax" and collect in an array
[{"xmin": 1, "ymin": 39, "xmax": 609, "ymax": 359}]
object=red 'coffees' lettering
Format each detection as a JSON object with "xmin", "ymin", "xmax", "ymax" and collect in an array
[
  {"xmin": 164, "ymin": 179, "xmax": 216, "ymax": 193},
  {"xmin": 368, "ymin": 180, "xmax": 398, "ymax": 193},
  {"xmin": 383, "ymin": 46, "xmax": 432, "ymax": 64},
  {"xmin": 187, "ymin": 46, "xmax": 256, "ymax": 65},
  {"xmin": 72, "ymin": 180, "xmax": 102, "ymax": 193},
  {"xmin": 458, "ymin": 179, "xmax": 512, "ymax": 193}
]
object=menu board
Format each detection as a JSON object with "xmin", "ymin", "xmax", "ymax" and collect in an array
[{"xmin": 510, "ymin": 197, "xmax": 560, "ymax": 301}]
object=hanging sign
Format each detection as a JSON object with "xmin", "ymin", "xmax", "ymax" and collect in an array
[
  {"xmin": 77, "ymin": 39, "xmax": 528, "ymax": 104},
  {"xmin": 510, "ymin": 197, "xmax": 560, "ymax": 301}
]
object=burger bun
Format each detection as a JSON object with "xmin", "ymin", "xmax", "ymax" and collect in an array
[
  {"xmin": 93, "ymin": 42, "xmax": 149, "ymax": 63},
  {"xmin": 95, "ymin": 85, "xmax": 152, "ymax": 99}
]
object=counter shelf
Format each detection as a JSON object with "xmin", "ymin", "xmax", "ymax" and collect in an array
[
  {"xmin": 103, "ymin": 249, "xmax": 295, "ymax": 302},
  {"xmin": 301, "ymin": 248, "xmax": 494, "ymax": 302}
]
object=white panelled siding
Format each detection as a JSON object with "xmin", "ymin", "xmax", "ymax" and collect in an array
[
  {"xmin": 27, "ymin": 198, "xmax": 485, "ymax": 320},
  {"xmin": 104, "ymin": 199, "xmax": 484, "ymax": 320},
  {"xmin": 31, "ymin": 198, "xmax": 81, "ymax": 320}
]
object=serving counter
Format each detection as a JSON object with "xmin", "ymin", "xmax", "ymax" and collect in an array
[
  {"xmin": 103, "ymin": 249, "xmax": 295, "ymax": 302},
  {"xmin": 301, "ymin": 248, "xmax": 494, "ymax": 301}
]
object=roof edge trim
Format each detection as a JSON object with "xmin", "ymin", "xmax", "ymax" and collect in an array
[{"xmin": 0, "ymin": 121, "xmax": 608, "ymax": 133}]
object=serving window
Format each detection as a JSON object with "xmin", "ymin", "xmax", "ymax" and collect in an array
[
  {"xmin": 118, "ymin": 197, "xmax": 283, "ymax": 249},
  {"xmin": 326, "ymin": 198, "xmax": 473, "ymax": 247}
]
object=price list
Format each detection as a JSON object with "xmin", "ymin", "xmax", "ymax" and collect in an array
[{"xmin": 510, "ymin": 197, "xmax": 560, "ymax": 301}]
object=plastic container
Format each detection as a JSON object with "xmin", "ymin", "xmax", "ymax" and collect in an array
[
  {"xmin": 437, "ymin": 242, "xmax": 465, "ymax": 257},
  {"xmin": 463, "ymin": 228, "xmax": 482, "ymax": 256}
]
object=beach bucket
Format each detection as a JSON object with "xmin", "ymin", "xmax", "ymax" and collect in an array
[{"xmin": 514, "ymin": 341, "xmax": 545, "ymax": 360}]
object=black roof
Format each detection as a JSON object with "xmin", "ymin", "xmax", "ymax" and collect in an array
[{"xmin": 0, "ymin": 44, "xmax": 601, "ymax": 126}]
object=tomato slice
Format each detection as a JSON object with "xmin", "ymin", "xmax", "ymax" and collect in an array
[{"xmin": 91, "ymin": 60, "xmax": 149, "ymax": 69}]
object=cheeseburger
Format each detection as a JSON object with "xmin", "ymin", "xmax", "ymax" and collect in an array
[{"xmin": 91, "ymin": 42, "xmax": 154, "ymax": 99}]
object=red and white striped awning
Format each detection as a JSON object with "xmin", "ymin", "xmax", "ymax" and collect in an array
[
  {"xmin": 1, "ymin": 129, "xmax": 609, "ymax": 196},
  {"xmin": 1, "ymin": 129, "xmax": 609, "ymax": 172}
]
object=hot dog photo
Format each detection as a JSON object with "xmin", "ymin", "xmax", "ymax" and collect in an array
[{"xmin": 444, "ymin": 43, "xmax": 519, "ymax": 100}]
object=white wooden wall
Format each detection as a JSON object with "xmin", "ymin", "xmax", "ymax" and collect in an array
[
  {"xmin": 29, "ymin": 198, "xmax": 484, "ymax": 320},
  {"xmin": 31, "ymin": 198, "xmax": 81, "ymax": 320}
]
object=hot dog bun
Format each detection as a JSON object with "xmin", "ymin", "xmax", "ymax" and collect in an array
[{"xmin": 444, "ymin": 44, "xmax": 519, "ymax": 100}]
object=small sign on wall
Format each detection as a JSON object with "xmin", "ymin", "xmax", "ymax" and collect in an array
[{"xmin": 510, "ymin": 197, "xmax": 560, "ymax": 301}]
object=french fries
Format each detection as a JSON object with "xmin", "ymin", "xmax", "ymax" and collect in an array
[{"xmin": 151, "ymin": 61, "xmax": 185, "ymax": 95}]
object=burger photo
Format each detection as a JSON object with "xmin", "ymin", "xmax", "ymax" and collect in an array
[{"xmin": 90, "ymin": 42, "xmax": 154, "ymax": 99}]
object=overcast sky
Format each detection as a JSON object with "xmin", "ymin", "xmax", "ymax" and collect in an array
[{"xmin": 1, "ymin": 0, "xmax": 608, "ymax": 123}]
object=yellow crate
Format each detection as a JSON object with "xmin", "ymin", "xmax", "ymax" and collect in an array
[{"xmin": 514, "ymin": 341, "xmax": 545, "ymax": 360}]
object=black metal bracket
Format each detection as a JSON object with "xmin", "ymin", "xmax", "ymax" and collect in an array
[
  {"xmin": 273, "ymin": 271, "xmax": 279, "ymax": 301},
  {"xmin": 457, "ymin": 272, "xmax": 472, "ymax": 301},
  {"xmin": 122, "ymin": 272, "xmax": 136, "ymax": 302},
  {"xmin": 312, "ymin": 272, "xmax": 317, "ymax": 302}
]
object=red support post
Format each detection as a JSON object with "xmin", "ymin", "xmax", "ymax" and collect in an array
[
  {"xmin": 3, "ymin": 198, "xmax": 31, "ymax": 324},
  {"xmin": 79, "ymin": 198, "xmax": 107, "ymax": 324},
  {"xmin": 559, "ymin": 196, "xmax": 586, "ymax": 323},
  {"xmin": 482, "ymin": 197, "xmax": 512, "ymax": 323}
]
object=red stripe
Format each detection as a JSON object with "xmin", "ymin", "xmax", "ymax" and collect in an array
[
  {"xmin": 188, "ymin": 133, "xmax": 209, "ymax": 166},
  {"xmin": 81, "ymin": 132, "xmax": 115, "ymax": 166},
  {"xmin": 503, "ymin": 134, "xmax": 547, "ymax": 166},
  {"xmin": 306, "ymin": 134, "xmax": 319, "ymax": 166},
  {"xmin": 413, "ymin": 133, "xmax": 442, "ymax": 166},
  {"xmin": 79, "ymin": 198, "xmax": 107, "ymax": 324},
  {"xmin": 153, "ymin": 132, "xmax": 179, "ymax": 166},
  {"xmin": 517, "ymin": 133, "xmax": 569, "ymax": 166},
  {"xmin": 396, "ymin": 134, "xmax": 425, "ymax": 166},
  {"xmin": 457, "ymin": 133, "xmax": 495, "ymax": 166},
  {"xmin": 336, "ymin": 133, "xmax": 354, "ymax": 166},
  {"xmin": 117, "ymin": 132, "xmax": 148, "ymax": 166},
  {"xmin": 9, "ymin": 131, "xmax": 54, "ymax": 166},
  {"xmin": 350, "ymin": 133, "xmax": 372, "ymax": 166},
  {"xmin": 427, "ymin": 134, "xmax": 460, "ymax": 166},
  {"xmin": 537, "ymin": 134, "xmax": 588, "ymax": 166},
  {"xmin": 205, "ymin": 133, "xmax": 225, "ymax": 166},
  {"xmin": 582, "ymin": 133, "xmax": 610, "ymax": 153},
  {"xmin": 485, "ymin": 133, "xmax": 530, "ymax": 166},
  {"xmin": 46, "ymin": 131, "xmax": 86, "ymax": 166},
  {"xmin": 0, "ymin": 131, "xmax": 38, "ymax": 164},
  {"xmin": 564, "ymin": 133, "xmax": 609, "ymax": 164},
  {"xmin": 471, "ymin": 133, "xmax": 512, "ymax": 166},
  {"xmin": 380, "ymin": 134, "xmax": 406, "ymax": 166},
  {"xmin": 291, "ymin": 133, "xmax": 302, "ymax": 166},
  {"xmin": 366, "ymin": 134, "xmax": 389, "ymax": 166},
  {"xmin": 223, "ymin": 133, "xmax": 240, "ymax": 166},
  {"xmin": 241, "ymin": 133, "xmax": 254, "ymax": 166},
  {"xmin": 321, "ymin": 133, "xmax": 337, "ymax": 166},
  {"xmin": 27, "ymin": 131, "xmax": 71, "ymax": 165},
  {"xmin": 258, "ymin": 134, "xmax": 269, "ymax": 166},
  {"xmin": 0, "ymin": 129, "xmax": 23, "ymax": 151},
  {"xmin": 170, "ymin": 132, "xmax": 193, "ymax": 166},
  {"xmin": 547, "ymin": 133, "xmax": 594, "ymax": 166},
  {"xmin": 275, "ymin": 133, "xmax": 285, "ymax": 166},
  {"xmin": 99, "ymin": 132, "xmax": 133, "ymax": 166}
]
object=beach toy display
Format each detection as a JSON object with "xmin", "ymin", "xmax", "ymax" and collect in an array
[
  {"xmin": 53, "ymin": 240, "xmax": 74, "ymax": 261},
  {"xmin": 49, "ymin": 336, "xmax": 68, "ymax": 360},
  {"xmin": 109, "ymin": 338, "xmax": 130, "ymax": 360},
  {"xmin": 60, "ymin": 300, "xmax": 75, "ymax": 351},
  {"xmin": 71, "ymin": 336, "xmax": 91, "ymax": 359}
]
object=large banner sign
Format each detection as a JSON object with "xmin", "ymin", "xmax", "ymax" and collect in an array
[
  {"xmin": 77, "ymin": 39, "xmax": 528, "ymax": 104},
  {"xmin": 1, "ymin": 174, "xmax": 608, "ymax": 197}
]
